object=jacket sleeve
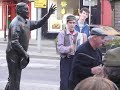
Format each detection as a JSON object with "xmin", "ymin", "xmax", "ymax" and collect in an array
[
  {"xmin": 84, "ymin": 25, "xmax": 90, "ymax": 37},
  {"xmin": 30, "ymin": 13, "xmax": 51, "ymax": 30},
  {"xmin": 57, "ymin": 31, "xmax": 71, "ymax": 53},
  {"xmin": 71, "ymin": 53, "xmax": 93, "ymax": 79},
  {"xmin": 10, "ymin": 26, "xmax": 27, "ymax": 56}
]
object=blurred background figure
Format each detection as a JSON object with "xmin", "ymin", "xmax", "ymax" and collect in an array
[
  {"xmin": 103, "ymin": 47, "xmax": 120, "ymax": 89},
  {"xmin": 75, "ymin": 7, "xmax": 90, "ymax": 37}
]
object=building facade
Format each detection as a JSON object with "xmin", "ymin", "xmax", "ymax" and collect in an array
[
  {"xmin": 110, "ymin": 0, "xmax": 120, "ymax": 31},
  {"xmin": 0, "ymin": 0, "xmax": 117, "ymax": 39},
  {"xmin": 41, "ymin": 0, "xmax": 113, "ymax": 39},
  {"xmin": 0, "ymin": 0, "xmax": 31, "ymax": 39}
]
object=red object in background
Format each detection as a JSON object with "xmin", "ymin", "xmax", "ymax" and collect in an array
[
  {"xmin": 1, "ymin": 0, "xmax": 31, "ymax": 31},
  {"xmin": 1, "ymin": 0, "xmax": 9, "ymax": 1},
  {"xmin": 101, "ymin": 0, "xmax": 112, "ymax": 26}
]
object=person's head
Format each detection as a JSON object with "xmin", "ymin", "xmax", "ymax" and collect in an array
[
  {"xmin": 66, "ymin": 15, "xmax": 76, "ymax": 31},
  {"xmin": 16, "ymin": 2, "xmax": 29, "ymax": 19},
  {"xmin": 103, "ymin": 47, "xmax": 120, "ymax": 89},
  {"xmin": 74, "ymin": 77, "xmax": 116, "ymax": 90},
  {"xmin": 88, "ymin": 28, "xmax": 107, "ymax": 49},
  {"xmin": 105, "ymin": 67, "xmax": 120, "ymax": 89},
  {"xmin": 79, "ymin": 7, "xmax": 89, "ymax": 22}
]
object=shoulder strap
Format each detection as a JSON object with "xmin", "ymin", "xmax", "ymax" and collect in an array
[
  {"xmin": 63, "ymin": 29, "xmax": 70, "ymax": 46},
  {"xmin": 63, "ymin": 29, "xmax": 67, "ymax": 45}
]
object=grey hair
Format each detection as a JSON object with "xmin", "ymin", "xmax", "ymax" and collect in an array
[{"xmin": 88, "ymin": 35, "xmax": 96, "ymax": 40}]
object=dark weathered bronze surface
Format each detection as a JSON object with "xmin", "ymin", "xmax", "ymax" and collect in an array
[{"xmin": 5, "ymin": 2, "xmax": 56, "ymax": 90}]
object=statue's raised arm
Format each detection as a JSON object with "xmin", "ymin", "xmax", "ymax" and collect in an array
[{"xmin": 48, "ymin": 4, "xmax": 57, "ymax": 15}]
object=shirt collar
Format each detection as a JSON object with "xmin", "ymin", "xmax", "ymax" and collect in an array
[
  {"xmin": 77, "ymin": 19, "xmax": 88, "ymax": 26},
  {"xmin": 66, "ymin": 26, "xmax": 78, "ymax": 35}
]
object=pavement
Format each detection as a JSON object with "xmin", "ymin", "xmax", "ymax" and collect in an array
[
  {"xmin": 0, "ymin": 38, "xmax": 60, "ymax": 90},
  {"xmin": 0, "ymin": 81, "xmax": 59, "ymax": 90},
  {"xmin": 0, "ymin": 38, "xmax": 56, "ymax": 47},
  {"xmin": 0, "ymin": 37, "xmax": 60, "ymax": 60}
]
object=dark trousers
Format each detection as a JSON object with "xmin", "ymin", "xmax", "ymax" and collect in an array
[
  {"xmin": 60, "ymin": 56, "xmax": 74, "ymax": 90},
  {"xmin": 5, "ymin": 55, "xmax": 22, "ymax": 90}
]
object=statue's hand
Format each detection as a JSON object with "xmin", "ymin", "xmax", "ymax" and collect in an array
[
  {"xmin": 48, "ymin": 4, "xmax": 57, "ymax": 15},
  {"xmin": 24, "ymin": 52, "xmax": 29, "ymax": 60}
]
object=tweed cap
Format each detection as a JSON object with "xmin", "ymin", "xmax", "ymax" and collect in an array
[
  {"xmin": 66, "ymin": 15, "xmax": 76, "ymax": 21},
  {"xmin": 103, "ymin": 47, "xmax": 120, "ymax": 66},
  {"xmin": 90, "ymin": 28, "xmax": 107, "ymax": 36}
]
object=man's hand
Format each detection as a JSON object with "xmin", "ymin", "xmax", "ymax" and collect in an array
[
  {"xmin": 91, "ymin": 65, "xmax": 104, "ymax": 75},
  {"xmin": 69, "ymin": 45, "xmax": 75, "ymax": 52},
  {"xmin": 24, "ymin": 52, "xmax": 29, "ymax": 60},
  {"xmin": 48, "ymin": 4, "xmax": 57, "ymax": 15}
]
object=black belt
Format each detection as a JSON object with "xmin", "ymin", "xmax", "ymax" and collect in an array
[
  {"xmin": 66, "ymin": 55, "xmax": 74, "ymax": 59},
  {"xmin": 60, "ymin": 53, "xmax": 74, "ymax": 59}
]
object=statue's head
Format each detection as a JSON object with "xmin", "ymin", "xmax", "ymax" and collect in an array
[{"xmin": 16, "ymin": 2, "xmax": 29, "ymax": 19}]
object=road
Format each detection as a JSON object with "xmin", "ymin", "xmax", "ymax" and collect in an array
[{"xmin": 0, "ymin": 43, "xmax": 60, "ymax": 90}]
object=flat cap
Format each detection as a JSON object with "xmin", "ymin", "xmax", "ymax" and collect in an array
[
  {"xmin": 90, "ymin": 28, "xmax": 107, "ymax": 36},
  {"xmin": 66, "ymin": 15, "xmax": 76, "ymax": 21},
  {"xmin": 103, "ymin": 47, "xmax": 120, "ymax": 66}
]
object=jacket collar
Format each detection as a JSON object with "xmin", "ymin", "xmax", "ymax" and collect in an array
[
  {"xmin": 76, "ymin": 19, "xmax": 88, "ymax": 27},
  {"xmin": 17, "ymin": 15, "xmax": 27, "ymax": 24}
]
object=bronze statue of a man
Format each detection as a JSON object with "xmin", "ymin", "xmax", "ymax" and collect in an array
[{"xmin": 5, "ymin": 2, "xmax": 56, "ymax": 90}]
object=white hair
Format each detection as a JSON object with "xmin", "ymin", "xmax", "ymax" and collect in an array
[{"xmin": 88, "ymin": 35, "xmax": 96, "ymax": 40}]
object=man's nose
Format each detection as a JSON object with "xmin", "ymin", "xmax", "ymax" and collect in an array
[{"xmin": 102, "ymin": 40, "xmax": 106, "ymax": 45}]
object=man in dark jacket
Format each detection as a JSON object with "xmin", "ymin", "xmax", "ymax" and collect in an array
[
  {"xmin": 5, "ymin": 2, "xmax": 56, "ymax": 90},
  {"xmin": 69, "ymin": 28, "xmax": 107, "ymax": 90}
]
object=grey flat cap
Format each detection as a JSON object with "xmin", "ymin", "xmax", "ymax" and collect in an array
[
  {"xmin": 103, "ymin": 47, "xmax": 120, "ymax": 66},
  {"xmin": 90, "ymin": 28, "xmax": 107, "ymax": 36},
  {"xmin": 66, "ymin": 15, "xmax": 76, "ymax": 21}
]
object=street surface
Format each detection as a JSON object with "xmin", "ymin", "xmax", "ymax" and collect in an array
[{"xmin": 0, "ymin": 40, "xmax": 60, "ymax": 90}]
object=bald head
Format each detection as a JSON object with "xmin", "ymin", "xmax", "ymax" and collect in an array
[
  {"xmin": 16, "ymin": 2, "xmax": 29, "ymax": 19},
  {"xmin": 16, "ymin": 2, "xmax": 27, "ymax": 14}
]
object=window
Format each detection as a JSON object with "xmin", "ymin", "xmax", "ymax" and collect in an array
[
  {"xmin": 83, "ymin": 0, "xmax": 97, "ymax": 6},
  {"xmin": 48, "ymin": 0, "xmax": 80, "ymax": 33}
]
